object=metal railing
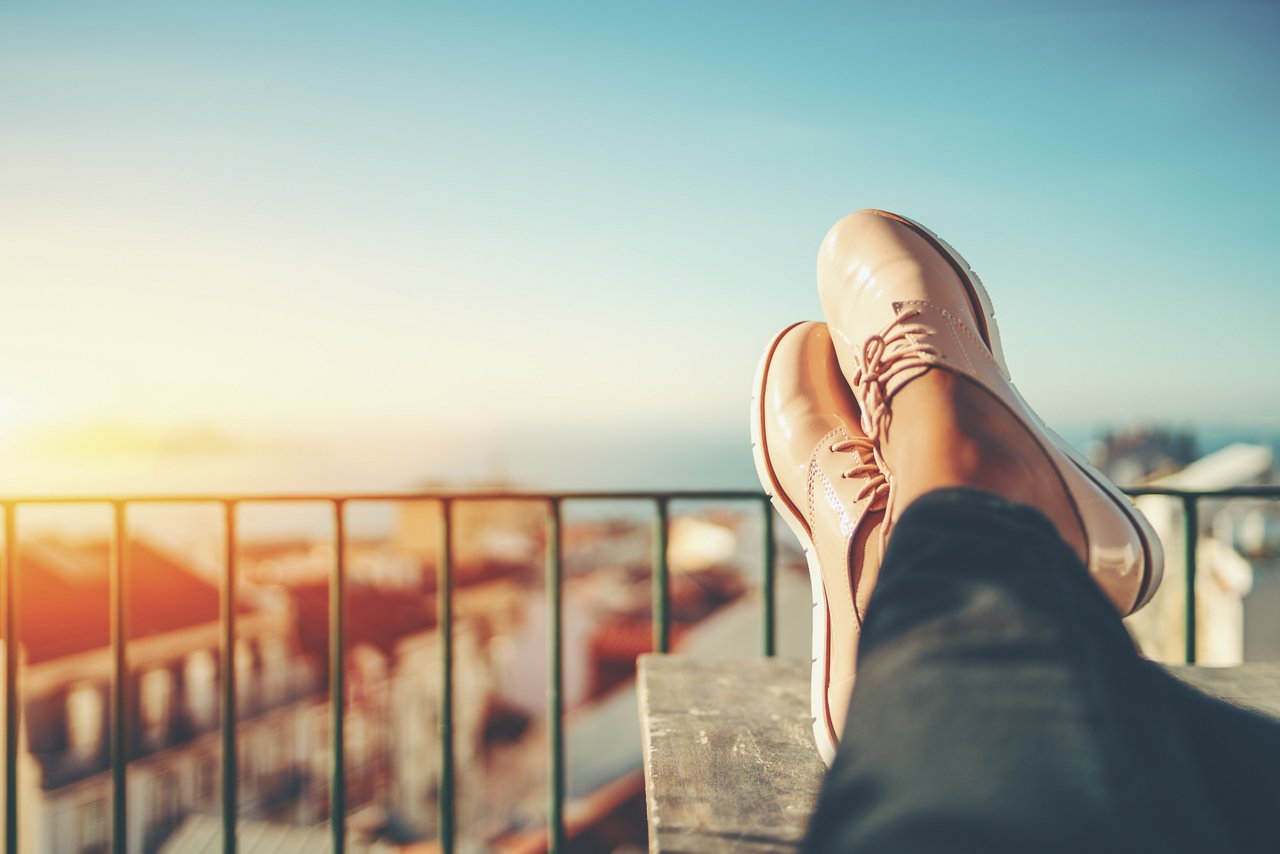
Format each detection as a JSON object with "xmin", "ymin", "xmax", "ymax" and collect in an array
[
  {"xmin": 0, "ymin": 489, "xmax": 770, "ymax": 854},
  {"xmin": 1, "ymin": 484, "xmax": 1277, "ymax": 853},
  {"xmin": 1120, "ymin": 486, "xmax": 1280, "ymax": 665}
]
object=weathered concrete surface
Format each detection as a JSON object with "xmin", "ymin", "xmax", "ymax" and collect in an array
[
  {"xmin": 639, "ymin": 656, "xmax": 824, "ymax": 854},
  {"xmin": 639, "ymin": 655, "xmax": 1280, "ymax": 854},
  {"xmin": 1166, "ymin": 662, "xmax": 1280, "ymax": 719}
]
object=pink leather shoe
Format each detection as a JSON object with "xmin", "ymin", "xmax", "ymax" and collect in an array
[
  {"xmin": 817, "ymin": 209, "xmax": 1163, "ymax": 615},
  {"xmin": 751, "ymin": 321, "xmax": 887, "ymax": 765}
]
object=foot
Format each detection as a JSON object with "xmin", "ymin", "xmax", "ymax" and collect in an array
[
  {"xmin": 817, "ymin": 209, "xmax": 1163, "ymax": 615},
  {"xmin": 751, "ymin": 321, "xmax": 885, "ymax": 766}
]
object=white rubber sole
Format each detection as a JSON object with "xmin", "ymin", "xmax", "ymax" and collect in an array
[
  {"xmin": 749, "ymin": 323, "xmax": 840, "ymax": 767},
  {"xmin": 881, "ymin": 211, "xmax": 1165, "ymax": 611}
]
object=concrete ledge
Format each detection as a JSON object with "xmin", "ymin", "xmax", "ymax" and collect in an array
[
  {"xmin": 638, "ymin": 656, "xmax": 822, "ymax": 854},
  {"xmin": 638, "ymin": 655, "xmax": 1280, "ymax": 853},
  {"xmin": 1165, "ymin": 662, "xmax": 1280, "ymax": 717}
]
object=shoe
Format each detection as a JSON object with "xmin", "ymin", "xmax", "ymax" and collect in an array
[
  {"xmin": 816, "ymin": 209, "xmax": 1163, "ymax": 614},
  {"xmin": 751, "ymin": 320, "xmax": 887, "ymax": 766}
]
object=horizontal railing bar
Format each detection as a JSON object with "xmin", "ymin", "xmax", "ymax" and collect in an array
[
  {"xmin": 1120, "ymin": 486, "xmax": 1280, "ymax": 498},
  {"xmin": 0, "ymin": 490, "xmax": 770, "ymax": 505},
  {"xmin": 1, "ymin": 486, "xmax": 1278, "ymax": 507}
]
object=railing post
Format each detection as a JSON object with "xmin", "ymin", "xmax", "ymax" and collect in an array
[
  {"xmin": 652, "ymin": 498, "xmax": 671, "ymax": 655},
  {"xmin": 221, "ymin": 501, "xmax": 238, "ymax": 854},
  {"xmin": 762, "ymin": 499, "xmax": 776, "ymax": 657},
  {"xmin": 110, "ymin": 502, "xmax": 128, "ymax": 854},
  {"xmin": 1183, "ymin": 495, "xmax": 1199, "ymax": 665},
  {"xmin": 4, "ymin": 504, "xmax": 17, "ymax": 854},
  {"xmin": 437, "ymin": 499, "xmax": 455, "ymax": 854},
  {"xmin": 546, "ymin": 498, "xmax": 566, "ymax": 854},
  {"xmin": 330, "ymin": 500, "xmax": 347, "ymax": 854}
]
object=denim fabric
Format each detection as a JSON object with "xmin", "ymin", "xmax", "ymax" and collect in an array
[{"xmin": 802, "ymin": 488, "xmax": 1280, "ymax": 854}]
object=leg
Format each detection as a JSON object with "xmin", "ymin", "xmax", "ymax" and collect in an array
[{"xmin": 802, "ymin": 488, "xmax": 1272, "ymax": 854}]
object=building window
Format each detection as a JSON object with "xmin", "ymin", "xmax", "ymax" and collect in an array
[
  {"xmin": 152, "ymin": 769, "xmax": 178, "ymax": 821},
  {"xmin": 140, "ymin": 668, "xmax": 172, "ymax": 747},
  {"xmin": 239, "ymin": 737, "xmax": 255, "ymax": 797},
  {"xmin": 235, "ymin": 639, "xmax": 255, "ymax": 715},
  {"xmin": 195, "ymin": 753, "xmax": 216, "ymax": 805},
  {"xmin": 261, "ymin": 635, "xmax": 287, "ymax": 706},
  {"xmin": 79, "ymin": 795, "xmax": 107, "ymax": 854},
  {"xmin": 262, "ymin": 720, "xmax": 284, "ymax": 783},
  {"xmin": 66, "ymin": 682, "xmax": 103, "ymax": 760},
  {"xmin": 145, "ymin": 768, "xmax": 180, "ymax": 850},
  {"xmin": 313, "ymin": 713, "xmax": 330, "ymax": 757},
  {"xmin": 185, "ymin": 650, "xmax": 217, "ymax": 730}
]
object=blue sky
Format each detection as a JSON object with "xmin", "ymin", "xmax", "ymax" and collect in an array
[{"xmin": 2, "ymin": 1, "xmax": 1278, "ymax": 490}]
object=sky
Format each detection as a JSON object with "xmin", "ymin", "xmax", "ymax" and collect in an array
[{"xmin": 2, "ymin": 0, "xmax": 1279, "ymax": 492}]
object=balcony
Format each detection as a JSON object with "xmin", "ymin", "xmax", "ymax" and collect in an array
[{"xmin": 1, "ymin": 484, "xmax": 1279, "ymax": 854}]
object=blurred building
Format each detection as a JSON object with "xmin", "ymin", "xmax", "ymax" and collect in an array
[
  {"xmin": 394, "ymin": 498, "xmax": 543, "ymax": 584},
  {"xmin": 3, "ymin": 500, "xmax": 760, "ymax": 853},
  {"xmin": 9, "ymin": 539, "xmax": 323, "ymax": 854},
  {"xmin": 1087, "ymin": 425, "xmax": 1198, "ymax": 484}
]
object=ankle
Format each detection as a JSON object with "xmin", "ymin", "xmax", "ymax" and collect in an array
[
  {"xmin": 884, "ymin": 429, "xmax": 1035, "ymax": 516},
  {"xmin": 879, "ymin": 370, "xmax": 1005, "ymax": 483},
  {"xmin": 877, "ymin": 371, "xmax": 1087, "ymax": 561}
]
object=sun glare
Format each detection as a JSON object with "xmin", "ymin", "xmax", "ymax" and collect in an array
[{"xmin": 0, "ymin": 393, "xmax": 26, "ymax": 440}]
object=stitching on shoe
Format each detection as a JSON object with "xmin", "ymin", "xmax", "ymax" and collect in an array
[
  {"xmin": 806, "ymin": 458, "xmax": 820, "ymax": 534},
  {"xmin": 808, "ymin": 426, "xmax": 845, "ymax": 529},
  {"xmin": 822, "ymin": 471, "xmax": 851, "ymax": 540},
  {"xmin": 897, "ymin": 299, "xmax": 996, "ymax": 375}
]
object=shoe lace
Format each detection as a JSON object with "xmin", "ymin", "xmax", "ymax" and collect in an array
[
  {"xmin": 828, "ymin": 435, "xmax": 889, "ymax": 514},
  {"xmin": 845, "ymin": 307, "xmax": 943, "ymax": 558},
  {"xmin": 849, "ymin": 308, "xmax": 941, "ymax": 443}
]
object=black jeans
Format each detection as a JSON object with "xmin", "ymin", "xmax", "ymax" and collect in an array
[{"xmin": 803, "ymin": 488, "xmax": 1280, "ymax": 854}]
